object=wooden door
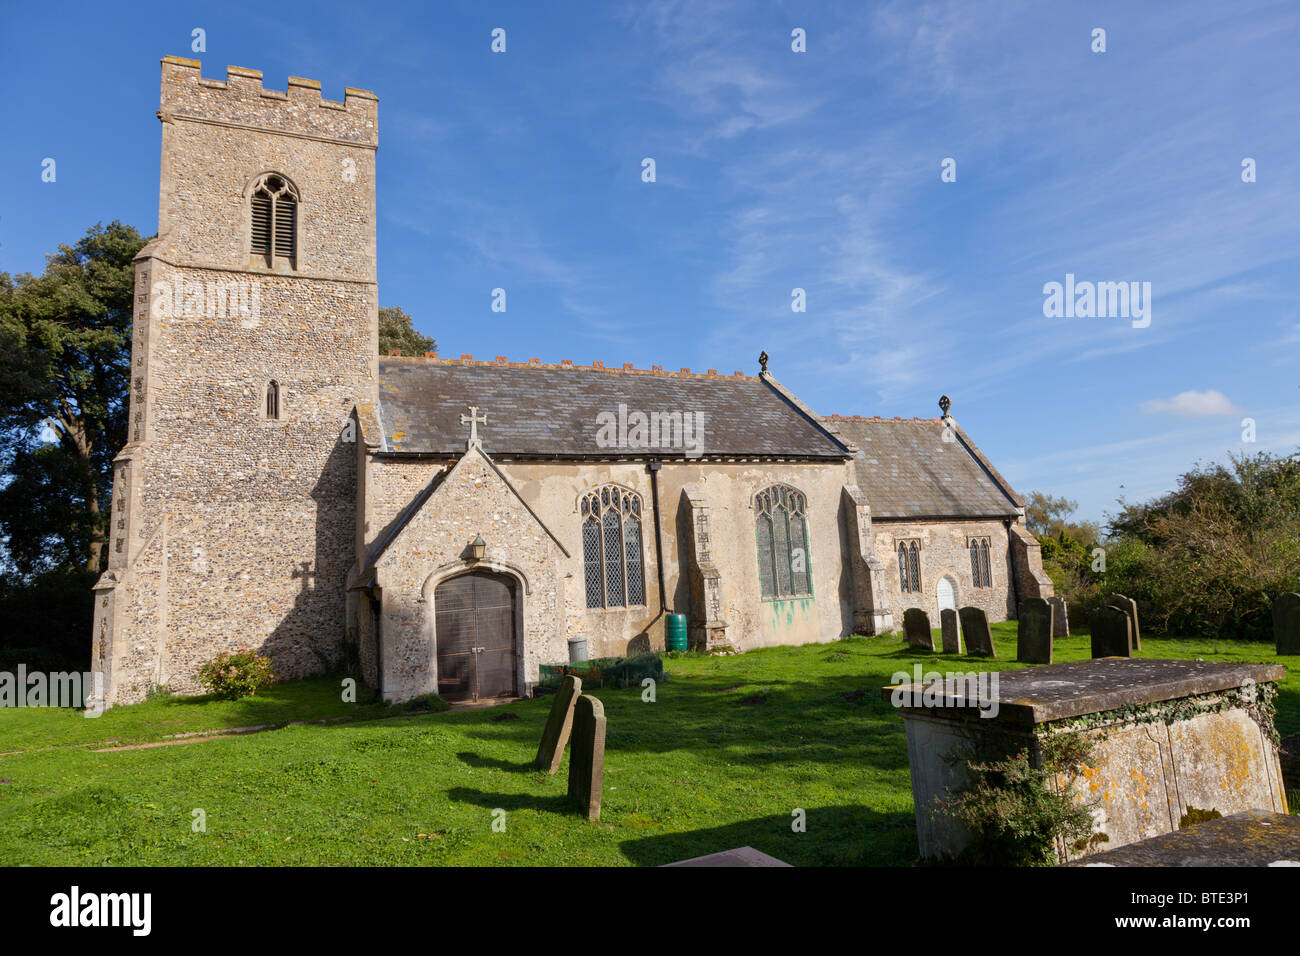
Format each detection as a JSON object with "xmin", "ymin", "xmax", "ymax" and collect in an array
[{"xmin": 434, "ymin": 572, "xmax": 518, "ymax": 702}]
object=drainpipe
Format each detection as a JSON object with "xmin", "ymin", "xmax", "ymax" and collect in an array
[
  {"xmin": 648, "ymin": 461, "xmax": 668, "ymax": 614},
  {"xmin": 1003, "ymin": 519, "xmax": 1021, "ymax": 614}
]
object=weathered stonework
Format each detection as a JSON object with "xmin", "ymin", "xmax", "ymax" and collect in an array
[
  {"xmin": 886, "ymin": 659, "xmax": 1289, "ymax": 862},
  {"xmin": 872, "ymin": 517, "xmax": 1049, "ymax": 627},
  {"xmin": 362, "ymin": 447, "xmax": 565, "ymax": 702},
  {"xmin": 92, "ymin": 58, "xmax": 378, "ymax": 706}
]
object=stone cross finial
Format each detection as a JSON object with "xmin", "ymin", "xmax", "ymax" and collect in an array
[
  {"xmin": 461, "ymin": 405, "xmax": 488, "ymax": 449},
  {"xmin": 939, "ymin": 395, "xmax": 951, "ymax": 419},
  {"xmin": 759, "ymin": 350, "xmax": 769, "ymax": 373}
]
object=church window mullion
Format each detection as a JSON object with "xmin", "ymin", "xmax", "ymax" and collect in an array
[{"xmin": 754, "ymin": 484, "xmax": 812, "ymax": 600}]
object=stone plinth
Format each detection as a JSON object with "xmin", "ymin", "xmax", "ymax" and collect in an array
[
  {"xmin": 1064, "ymin": 809, "xmax": 1300, "ymax": 866},
  {"xmin": 882, "ymin": 658, "xmax": 1288, "ymax": 862}
]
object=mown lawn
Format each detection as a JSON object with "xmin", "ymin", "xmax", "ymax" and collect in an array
[{"xmin": 0, "ymin": 626, "xmax": 1295, "ymax": 866}]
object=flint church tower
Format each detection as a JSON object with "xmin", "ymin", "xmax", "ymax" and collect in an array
[{"xmin": 91, "ymin": 57, "xmax": 379, "ymax": 705}]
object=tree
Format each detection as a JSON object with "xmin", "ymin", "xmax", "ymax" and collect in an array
[
  {"xmin": 1102, "ymin": 450, "xmax": 1300, "ymax": 639},
  {"xmin": 378, "ymin": 306, "xmax": 436, "ymax": 356},
  {"xmin": 0, "ymin": 221, "xmax": 144, "ymax": 577},
  {"xmin": 1024, "ymin": 491, "xmax": 1103, "ymax": 610}
]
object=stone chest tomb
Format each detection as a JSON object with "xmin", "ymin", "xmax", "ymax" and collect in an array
[{"xmin": 884, "ymin": 658, "xmax": 1288, "ymax": 862}]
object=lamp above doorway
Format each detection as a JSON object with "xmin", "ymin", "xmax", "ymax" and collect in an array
[{"xmin": 469, "ymin": 534, "xmax": 486, "ymax": 561}]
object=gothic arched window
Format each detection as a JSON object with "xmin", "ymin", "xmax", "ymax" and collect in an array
[
  {"xmin": 580, "ymin": 485, "xmax": 646, "ymax": 609},
  {"xmin": 250, "ymin": 173, "xmax": 298, "ymax": 263},
  {"xmin": 754, "ymin": 484, "xmax": 811, "ymax": 598},
  {"xmin": 898, "ymin": 540, "xmax": 922, "ymax": 593},
  {"xmin": 970, "ymin": 537, "xmax": 993, "ymax": 588}
]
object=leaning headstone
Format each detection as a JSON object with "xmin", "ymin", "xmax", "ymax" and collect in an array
[
  {"xmin": 958, "ymin": 606, "xmax": 995, "ymax": 657},
  {"xmin": 1016, "ymin": 598, "xmax": 1054, "ymax": 664},
  {"xmin": 940, "ymin": 608, "xmax": 961, "ymax": 654},
  {"xmin": 1273, "ymin": 593, "xmax": 1300, "ymax": 656},
  {"xmin": 1090, "ymin": 605, "xmax": 1132, "ymax": 658},
  {"xmin": 903, "ymin": 607, "xmax": 933, "ymax": 651},
  {"xmin": 1107, "ymin": 594, "xmax": 1141, "ymax": 651},
  {"xmin": 568, "ymin": 693, "xmax": 607, "ymax": 821},
  {"xmin": 534, "ymin": 674, "xmax": 582, "ymax": 774},
  {"xmin": 1048, "ymin": 596, "xmax": 1069, "ymax": 638}
]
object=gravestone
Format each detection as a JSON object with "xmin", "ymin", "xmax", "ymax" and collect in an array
[
  {"xmin": 903, "ymin": 607, "xmax": 933, "ymax": 651},
  {"xmin": 1107, "ymin": 594, "xmax": 1141, "ymax": 651},
  {"xmin": 1273, "ymin": 593, "xmax": 1300, "ymax": 655},
  {"xmin": 534, "ymin": 674, "xmax": 582, "ymax": 774},
  {"xmin": 1090, "ymin": 605, "xmax": 1132, "ymax": 658},
  {"xmin": 1016, "ymin": 597, "xmax": 1054, "ymax": 664},
  {"xmin": 958, "ymin": 606, "xmax": 995, "ymax": 657},
  {"xmin": 1048, "ymin": 596, "xmax": 1069, "ymax": 638},
  {"xmin": 567, "ymin": 693, "xmax": 607, "ymax": 821},
  {"xmin": 940, "ymin": 608, "xmax": 961, "ymax": 654}
]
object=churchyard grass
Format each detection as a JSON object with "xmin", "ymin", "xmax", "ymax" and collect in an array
[
  {"xmin": 1, "ymin": 625, "xmax": 1295, "ymax": 866},
  {"xmin": 0, "ymin": 677, "xmax": 391, "ymax": 753}
]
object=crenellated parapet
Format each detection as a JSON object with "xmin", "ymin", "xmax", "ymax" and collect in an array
[{"xmin": 159, "ymin": 56, "xmax": 378, "ymax": 148}]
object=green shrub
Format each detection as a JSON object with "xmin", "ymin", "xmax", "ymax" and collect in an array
[
  {"xmin": 403, "ymin": 693, "xmax": 449, "ymax": 713},
  {"xmin": 197, "ymin": 650, "xmax": 275, "ymax": 700},
  {"xmin": 603, "ymin": 652, "xmax": 666, "ymax": 689},
  {"xmin": 938, "ymin": 732, "xmax": 1099, "ymax": 866}
]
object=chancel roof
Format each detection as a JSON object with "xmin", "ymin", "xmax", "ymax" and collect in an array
[{"xmin": 822, "ymin": 415, "xmax": 1023, "ymax": 520}]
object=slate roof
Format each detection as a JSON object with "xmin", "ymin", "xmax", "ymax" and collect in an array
[
  {"xmin": 375, "ymin": 357, "xmax": 850, "ymax": 459},
  {"xmin": 822, "ymin": 415, "xmax": 1022, "ymax": 520}
]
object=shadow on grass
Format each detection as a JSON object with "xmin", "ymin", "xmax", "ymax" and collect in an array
[
  {"xmin": 1275, "ymin": 683, "xmax": 1300, "ymax": 738},
  {"xmin": 456, "ymin": 751, "xmax": 536, "ymax": 774},
  {"xmin": 435, "ymin": 673, "xmax": 913, "ymax": 774},
  {"xmin": 619, "ymin": 805, "xmax": 917, "ymax": 867},
  {"xmin": 446, "ymin": 786, "xmax": 574, "ymax": 816}
]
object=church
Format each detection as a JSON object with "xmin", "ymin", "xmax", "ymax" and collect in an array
[{"xmin": 90, "ymin": 58, "xmax": 1052, "ymax": 708}]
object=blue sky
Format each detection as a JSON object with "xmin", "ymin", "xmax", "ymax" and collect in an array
[{"xmin": 2, "ymin": 0, "xmax": 1297, "ymax": 525}]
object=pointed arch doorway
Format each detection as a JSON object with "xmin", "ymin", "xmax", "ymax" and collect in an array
[{"xmin": 433, "ymin": 570, "xmax": 519, "ymax": 702}]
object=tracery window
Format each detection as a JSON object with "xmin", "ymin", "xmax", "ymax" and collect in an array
[
  {"xmin": 898, "ymin": 540, "xmax": 921, "ymax": 593},
  {"xmin": 581, "ymin": 485, "xmax": 646, "ymax": 609},
  {"xmin": 969, "ymin": 537, "xmax": 993, "ymax": 588},
  {"xmin": 754, "ymin": 485, "xmax": 812, "ymax": 598},
  {"xmin": 250, "ymin": 173, "xmax": 298, "ymax": 262}
]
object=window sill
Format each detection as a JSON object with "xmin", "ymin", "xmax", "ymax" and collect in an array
[{"xmin": 246, "ymin": 256, "xmax": 299, "ymax": 275}]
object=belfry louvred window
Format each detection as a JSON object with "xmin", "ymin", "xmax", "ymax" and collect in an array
[
  {"xmin": 250, "ymin": 173, "xmax": 298, "ymax": 261},
  {"xmin": 754, "ymin": 485, "xmax": 812, "ymax": 598},
  {"xmin": 581, "ymin": 485, "xmax": 646, "ymax": 609}
]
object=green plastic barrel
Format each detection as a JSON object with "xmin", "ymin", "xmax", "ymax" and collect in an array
[{"xmin": 666, "ymin": 613, "xmax": 688, "ymax": 652}]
